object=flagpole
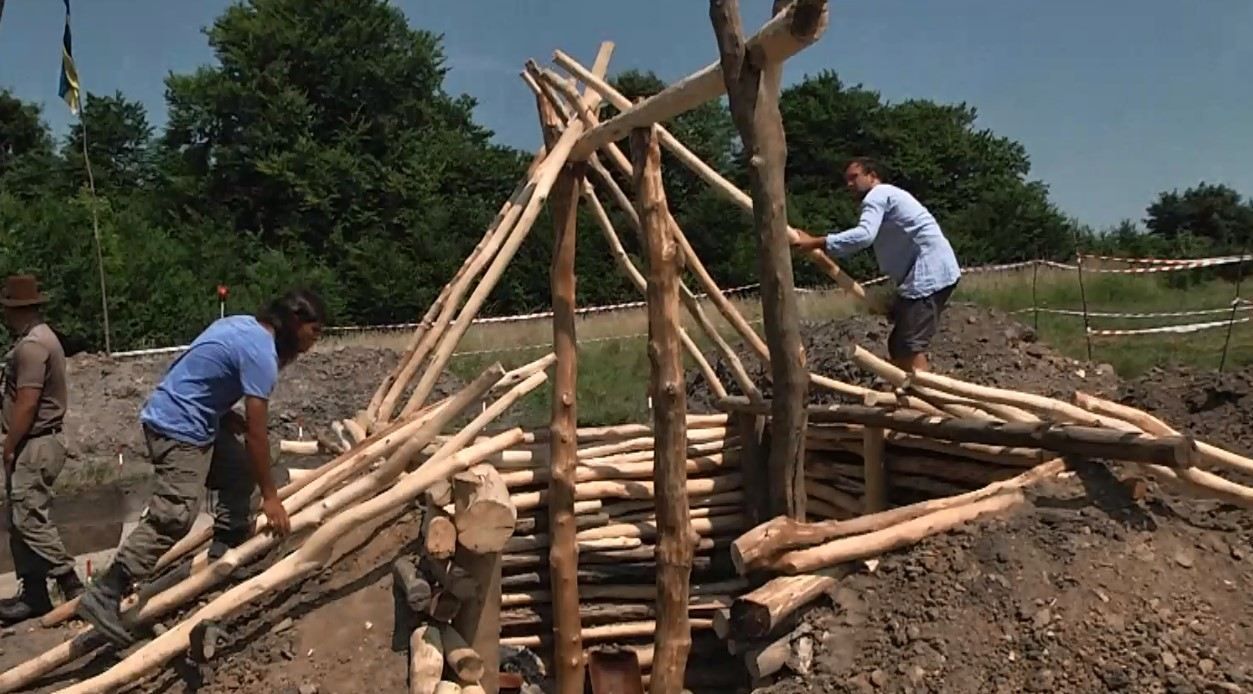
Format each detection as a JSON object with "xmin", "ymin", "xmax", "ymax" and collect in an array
[
  {"xmin": 78, "ymin": 94, "xmax": 112, "ymax": 356},
  {"xmin": 60, "ymin": 0, "xmax": 111, "ymax": 355}
]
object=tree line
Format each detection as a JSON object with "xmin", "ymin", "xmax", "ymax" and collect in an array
[{"xmin": 1, "ymin": 0, "xmax": 1250, "ymax": 352}]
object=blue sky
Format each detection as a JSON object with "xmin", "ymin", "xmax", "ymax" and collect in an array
[{"xmin": 1, "ymin": 0, "xmax": 1250, "ymax": 230}]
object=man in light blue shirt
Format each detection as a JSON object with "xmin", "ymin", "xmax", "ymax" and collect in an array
[
  {"xmin": 77, "ymin": 289, "xmax": 325, "ymax": 646},
  {"xmin": 793, "ymin": 158, "xmax": 961, "ymax": 372}
]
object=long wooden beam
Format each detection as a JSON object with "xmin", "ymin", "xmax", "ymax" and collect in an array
[
  {"xmin": 569, "ymin": 0, "xmax": 828, "ymax": 160},
  {"xmin": 718, "ymin": 397, "xmax": 1198, "ymax": 468}
]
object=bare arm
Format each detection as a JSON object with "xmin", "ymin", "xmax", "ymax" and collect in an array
[{"xmin": 243, "ymin": 395, "xmax": 290, "ymax": 534}]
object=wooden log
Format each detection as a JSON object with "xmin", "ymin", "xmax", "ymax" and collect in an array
[
  {"xmin": 432, "ymin": 683, "xmax": 461, "ymax": 694},
  {"xmin": 498, "ymin": 451, "xmax": 731, "ymax": 489},
  {"xmin": 580, "ymin": 173, "xmax": 731, "ymax": 402},
  {"xmin": 1072, "ymin": 392, "xmax": 1253, "ymax": 507},
  {"xmin": 713, "ymin": 0, "xmax": 814, "ymax": 522},
  {"xmin": 41, "ymin": 425, "xmax": 531, "ymax": 694},
  {"xmin": 732, "ymin": 412, "xmax": 770, "ymax": 524},
  {"xmin": 582, "ymin": 158, "xmax": 757, "ymax": 403},
  {"xmin": 733, "ymin": 458, "xmax": 1066, "ymax": 573},
  {"xmin": 502, "ymin": 540, "xmax": 719, "ymax": 572},
  {"xmin": 512, "ymin": 511, "xmax": 609, "ymax": 535},
  {"xmin": 804, "ymin": 481, "xmax": 862, "ymax": 516},
  {"xmin": 427, "ymin": 589, "xmax": 462, "ymax": 624},
  {"xmin": 763, "ymin": 492, "xmax": 1026, "ymax": 575},
  {"xmin": 279, "ymin": 439, "xmax": 320, "ymax": 455},
  {"xmin": 410, "ymin": 625, "xmax": 445, "ymax": 694},
  {"xmin": 603, "ymin": 491, "xmax": 744, "ymax": 519},
  {"xmin": 610, "ymin": 503, "xmax": 745, "ymax": 526},
  {"xmin": 882, "ymin": 433, "xmax": 1046, "ymax": 467},
  {"xmin": 393, "ymin": 557, "xmax": 433, "ymax": 613},
  {"xmin": 501, "ymin": 579, "xmax": 748, "ymax": 608},
  {"xmin": 395, "ymin": 43, "xmax": 614, "ymax": 420},
  {"xmin": 632, "ymin": 123, "xmax": 693, "ymax": 694},
  {"xmin": 862, "ymin": 427, "xmax": 887, "ymax": 513},
  {"xmin": 568, "ymin": 1, "xmax": 825, "ymax": 158},
  {"xmin": 720, "ymin": 397, "xmax": 1197, "ymax": 467},
  {"xmin": 745, "ymin": 622, "xmax": 814, "ymax": 680},
  {"xmin": 502, "ymin": 598, "xmax": 732, "ymax": 630},
  {"xmin": 511, "ymin": 473, "xmax": 743, "ymax": 511},
  {"xmin": 453, "ymin": 464, "xmax": 517, "ymax": 553},
  {"xmin": 423, "ymin": 507, "xmax": 458, "ymax": 561},
  {"xmin": 500, "ymin": 619, "xmax": 714, "ymax": 649},
  {"xmin": 730, "ymin": 571, "xmax": 844, "ymax": 639},
  {"xmin": 548, "ymin": 154, "xmax": 586, "ymax": 694},
  {"xmin": 439, "ymin": 624, "xmax": 486, "ymax": 684},
  {"xmin": 420, "ymin": 556, "xmax": 479, "ymax": 601},
  {"xmin": 555, "ymin": 48, "xmax": 865, "ymax": 303},
  {"xmin": 804, "ymin": 496, "xmax": 853, "ymax": 520}
]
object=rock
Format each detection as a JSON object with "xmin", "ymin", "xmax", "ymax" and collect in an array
[
  {"xmin": 299, "ymin": 685, "xmax": 318, "ymax": 694},
  {"xmin": 906, "ymin": 624, "xmax": 922, "ymax": 642},
  {"xmin": 1095, "ymin": 363, "xmax": 1116, "ymax": 376},
  {"xmin": 1026, "ymin": 669, "xmax": 1056, "ymax": 692},
  {"xmin": 1200, "ymin": 659, "xmax": 1217, "ymax": 675},
  {"xmin": 1033, "ymin": 608, "xmax": 1052, "ymax": 629},
  {"xmin": 1162, "ymin": 652, "xmax": 1178, "ymax": 669},
  {"xmin": 1173, "ymin": 551, "xmax": 1195, "ymax": 569},
  {"xmin": 1099, "ymin": 664, "xmax": 1131, "ymax": 690},
  {"xmin": 870, "ymin": 669, "xmax": 888, "ymax": 688},
  {"xmin": 847, "ymin": 673, "xmax": 876, "ymax": 694},
  {"xmin": 273, "ymin": 617, "xmax": 294, "ymax": 634}
]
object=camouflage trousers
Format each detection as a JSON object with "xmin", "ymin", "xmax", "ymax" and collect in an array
[{"xmin": 4, "ymin": 432, "xmax": 76, "ymax": 580}]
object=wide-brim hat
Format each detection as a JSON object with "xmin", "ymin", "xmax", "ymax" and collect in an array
[{"xmin": 0, "ymin": 275, "xmax": 49, "ymax": 308}]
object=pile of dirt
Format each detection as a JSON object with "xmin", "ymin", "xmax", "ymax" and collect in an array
[
  {"xmin": 688, "ymin": 302, "xmax": 1120, "ymax": 410},
  {"xmin": 1118, "ymin": 364, "xmax": 1253, "ymax": 458}
]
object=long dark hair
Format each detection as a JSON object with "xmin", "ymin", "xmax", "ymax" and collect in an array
[{"xmin": 257, "ymin": 289, "xmax": 327, "ymax": 363}]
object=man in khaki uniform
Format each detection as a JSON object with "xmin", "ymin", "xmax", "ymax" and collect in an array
[{"xmin": 0, "ymin": 275, "xmax": 83, "ymax": 624}]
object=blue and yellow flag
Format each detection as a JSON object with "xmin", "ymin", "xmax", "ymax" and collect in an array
[{"xmin": 58, "ymin": 0, "xmax": 81, "ymax": 114}]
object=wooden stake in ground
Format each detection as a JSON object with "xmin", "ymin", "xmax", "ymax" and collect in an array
[
  {"xmin": 548, "ymin": 135, "xmax": 588, "ymax": 694},
  {"xmin": 632, "ymin": 124, "xmax": 694, "ymax": 693},
  {"xmin": 712, "ymin": 0, "xmax": 821, "ymax": 519}
]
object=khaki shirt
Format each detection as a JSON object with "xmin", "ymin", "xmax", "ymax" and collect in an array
[{"xmin": 2, "ymin": 323, "xmax": 68, "ymax": 436}]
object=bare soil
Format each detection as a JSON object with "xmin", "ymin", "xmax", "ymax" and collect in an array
[{"xmin": 2, "ymin": 303, "xmax": 1250, "ymax": 693}]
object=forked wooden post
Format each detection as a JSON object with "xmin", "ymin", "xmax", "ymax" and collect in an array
[
  {"xmin": 712, "ymin": 0, "xmax": 821, "ymax": 520},
  {"xmin": 548, "ymin": 156, "xmax": 587, "ymax": 693},
  {"xmin": 631, "ymin": 124, "xmax": 694, "ymax": 693}
]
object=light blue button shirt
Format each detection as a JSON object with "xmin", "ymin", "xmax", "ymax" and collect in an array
[{"xmin": 824, "ymin": 183, "xmax": 961, "ymax": 299}]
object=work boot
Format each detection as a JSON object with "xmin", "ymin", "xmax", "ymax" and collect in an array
[
  {"xmin": 207, "ymin": 526, "xmax": 251, "ymax": 562},
  {"xmin": 75, "ymin": 563, "xmax": 135, "ymax": 647},
  {"xmin": 54, "ymin": 569, "xmax": 86, "ymax": 602},
  {"xmin": 0, "ymin": 577, "xmax": 52, "ymax": 625}
]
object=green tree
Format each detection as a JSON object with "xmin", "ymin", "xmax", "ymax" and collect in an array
[
  {"xmin": 1145, "ymin": 183, "xmax": 1253, "ymax": 253},
  {"xmin": 62, "ymin": 91, "xmax": 156, "ymax": 193}
]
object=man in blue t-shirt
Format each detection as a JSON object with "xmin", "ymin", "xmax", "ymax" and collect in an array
[
  {"xmin": 77, "ymin": 289, "xmax": 326, "ymax": 645},
  {"xmin": 792, "ymin": 157, "xmax": 961, "ymax": 372}
]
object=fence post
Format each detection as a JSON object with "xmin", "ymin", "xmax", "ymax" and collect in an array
[
  {"xmin": 1072, "ymin": 242, "xmax": 1094, "ymax": 362},
  {"xmin": 1219, "ymin": 247, "xmax": 1248, "ymax": 373},
  {"xmin": 1031, "ymin": 255, "xmax": 1041, "ymax": 334}
]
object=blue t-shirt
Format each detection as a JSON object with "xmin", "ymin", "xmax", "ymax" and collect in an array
[{"xmin": 140, "ymin": 316, "xmax": 279, "ymax": 445}]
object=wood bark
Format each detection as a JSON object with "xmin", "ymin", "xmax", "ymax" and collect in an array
[
  {"xmin": 712, "ymin": 0, "xmax": 812, "ymax": 520},
  {"xmin": 632, "ymin": 124, "xmax": 694, "ymax": 694},
  {"xmin": 500, "ymin": 579, "xmax": 747, "ymax": 608},
  {"xmin": 453, "ymin": 464, "xmax": 517, "ymax": 553},
  {"xmin": 511, "ymin": 473, "xmax": 743, "ymax": 511},
  {"xmin": 498, "ymin": 450, "xmax": 731, "ymax": 489},
  {"xmin": 393, "ymin": 557, "xmax": 433, "ymax": 613},
  {"xmin": 548, "ymin": 135, "xmax": 589, "ymax": 694},
  {"xmin": 500, "ymin": 619, "xmax": 714, "ymax": 649},
  {"xmin": 732, "ymin": 458, "xmax": 1066, "ymax": 573},
  {"xmin": 410, "ymin": 625, "xmax": 445, "ymax": 694},
  {"xmin": 731, "ymin": 412, "xmax": 771, "ymax": 524}
]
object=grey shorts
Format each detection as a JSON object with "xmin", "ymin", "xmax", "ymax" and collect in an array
[{"xmin": 888, "ymin": 282, "xmax": 957, "ymax": 359}]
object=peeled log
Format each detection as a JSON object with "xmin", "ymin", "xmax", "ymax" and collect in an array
[
  {"xmin": 764, "ymin": 491, "xmax": 1026, "ymax": 574},
  {"xmin": 423, "ymin": 508, "xmax": 458, "ymax": 561},
  {"xmin": 734, "ymin": 459, "xmax": 1065, "ymax": 573},
  {"xmin": 439, "ymin": 624, "xmax": 485, "ymax": 683},
  {"xmin": 410, "ymin": 625, "xmax": 444, "ymax": 694},
  {"xmin": 453, "ymin": 464, "xmax": 517, "ymax": 553}
]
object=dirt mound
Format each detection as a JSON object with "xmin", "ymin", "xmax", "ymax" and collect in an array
[
  {"xmin": 688, "ymin": 303, "xmax": 1118, "ymax": 410},
  {"xmin": 1118, "ymin": 365, "xmax": 1253, "ymax": 457}
]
